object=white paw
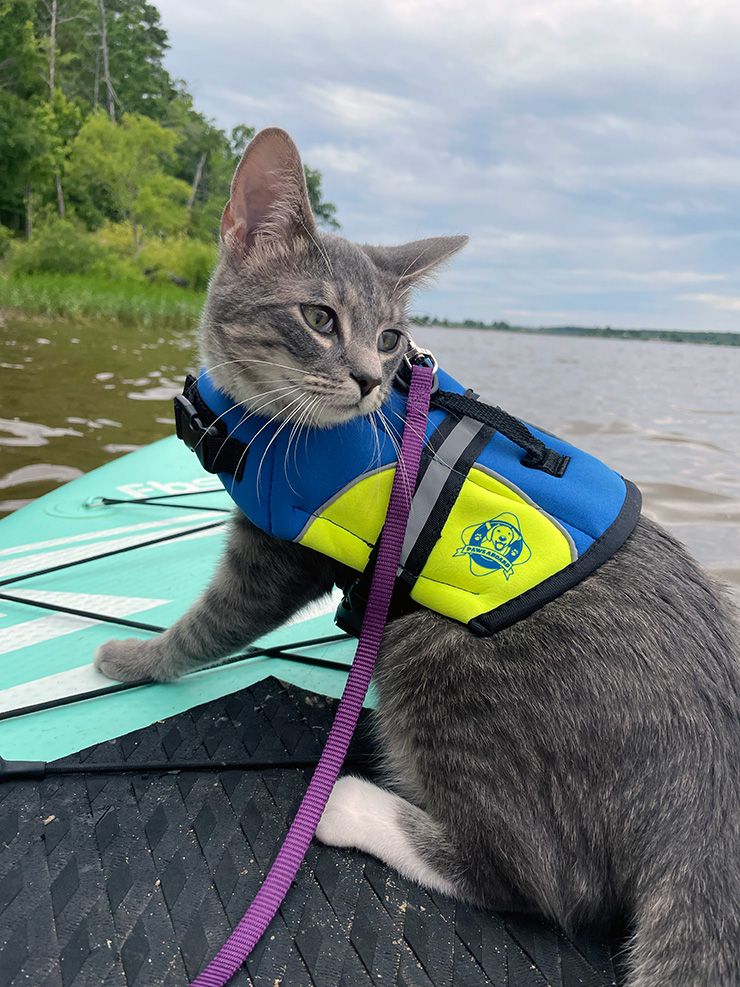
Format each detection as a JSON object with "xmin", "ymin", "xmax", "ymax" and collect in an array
[
  {"xmin": 94, "ymin": 638, "xmax": 167, "ymax": 682},
  {"xmin": 316, "ymin": 776, "xmax": 378, "ymax": 849}
]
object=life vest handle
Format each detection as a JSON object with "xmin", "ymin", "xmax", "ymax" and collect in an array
[{"xmin": 431, "ymin": 389, "xmax": 570, "ymax": 478}]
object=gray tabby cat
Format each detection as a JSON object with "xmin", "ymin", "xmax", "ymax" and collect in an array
[{"xmin": 95, "ymin": 128, "xmax": 740, "ymax": 987}]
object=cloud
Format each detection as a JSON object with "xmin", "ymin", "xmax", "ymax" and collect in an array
[
  {"xmin": 155, "ymin": 0, "xmax": 740, "ymax": 330},
  {"xmin": 302, "ymin": 84, "xmax": 430, "ymax": 131},
  {"xmin": 681, "ymin": 293, "xmax": 740, "ymax": 312}
]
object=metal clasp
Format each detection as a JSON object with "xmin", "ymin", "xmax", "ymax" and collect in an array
[{"xmin": 403, "ymin": 337, "xmax": 439, "ymax": 374}]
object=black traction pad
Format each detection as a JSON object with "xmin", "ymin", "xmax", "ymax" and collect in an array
[{"xmin": 0, "ymin": 678, "xmax": 627, "ymax": 986}]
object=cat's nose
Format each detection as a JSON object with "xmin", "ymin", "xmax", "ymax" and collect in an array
[{"xmin": 351, "ymin": 373, "xmax": 381, "ymax": 399}]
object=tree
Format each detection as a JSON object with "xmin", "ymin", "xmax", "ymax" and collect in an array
[
  {"xmin": 304, "ymin": 165, "xmax": 339, "ymax": 230},
  {"xmin": 0, "ymin": 0, "xmax": 46, "ymax": 231},
  {"xmin": 104, "ymin": 0, "xmax": 173, "ymax": 118},
  {"xmin": 65, "ymin": 111, "xmax": 189, "ymax": 246}
]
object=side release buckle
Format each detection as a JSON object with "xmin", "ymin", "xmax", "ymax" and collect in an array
[
  {"xmin": 334, "ymin": 577, "xmax": 368, "ymax": 638},
  {"xmin": 174, "ymin": 379, "xmax": 247, "ymax": 480}
]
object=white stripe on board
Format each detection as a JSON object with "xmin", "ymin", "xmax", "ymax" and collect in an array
[
  {"xmin": 0, "ymin": 662, "xmax": 120, "ymax": 714},
  {"xmin": 0, "ymin": 520, "xmax": 225, "ymax": 579},
  {"xmin": 0, "ymin": 591, "xmax": 169, "ymax": 656},
  {"xmin": 0, "ymin": 512, "xmax": 222, "ymax": 558}
]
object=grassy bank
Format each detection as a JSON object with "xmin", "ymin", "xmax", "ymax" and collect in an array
[{"xmin": 0, "ymin": 273, "xmax": 206, "ymax": 326}]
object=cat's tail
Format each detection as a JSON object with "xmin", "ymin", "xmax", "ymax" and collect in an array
[{"xmin": 626, "ymin": 856, "xmax": 739, "ymax": 987}]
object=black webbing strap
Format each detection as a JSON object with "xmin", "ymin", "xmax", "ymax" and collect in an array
[
  {"xmin": 431, "ymin": 389, "xmax": 570, "ymax": 477},
  {"xmin": 174, "ymin": 375, "xmax": 248, "ymax": 479}
]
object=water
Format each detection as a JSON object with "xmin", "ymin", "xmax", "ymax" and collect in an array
[{"xmin": 2, "ymin": 315, "xmax": 739, "ymax": 595}]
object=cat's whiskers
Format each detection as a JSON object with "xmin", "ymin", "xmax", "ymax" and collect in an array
[
  {"xmin": 211, "ymin": 385, "xmax": 304, "ymax": 473},
  {"xmin": 302, "ymin": 395, "xmax": 327, "ymax": 461},
  {"xmin": 367, "ymin": 410, "xmax": 383, "ymax": 475},
  {"xmin": 290, "ymin": 393, "xmax": 322, "ymax": 471},
  {"xmin": 193, "ymin": 382, "xmax": 302, "ymax": 456},
  {"xmin": 254, "ymin": 393, "xmax": 311, "ymax": 500},
  {"xmin": 192, "ymin": 359, "xmax": 251, "ymax": 385},
  {"xmin": 226, "ymin": 357, "xmax": 317, "ymax": 377},
  {"xmin": 284, "ymin": 394, "xmax": 322, "ymax": 495},
  {"xmin": 226, "ymin": 386, "xmax": 311, "ymax": 494},
  {"xmin": 386, "ymin": 407, "xmax": 458, "ymax": 474}
]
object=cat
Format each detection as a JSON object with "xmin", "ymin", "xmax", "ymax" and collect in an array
[{"xmin": 95, "ymin": 128, "xmax": 740, "ymax": 987}]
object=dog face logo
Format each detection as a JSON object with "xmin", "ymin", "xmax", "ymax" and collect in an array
[{"xmin": 454, "ymin": 512, "xmax": 531, "ymax": 578}]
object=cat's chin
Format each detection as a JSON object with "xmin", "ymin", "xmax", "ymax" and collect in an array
[
  {"xmin": 315, "ymin": 392, "xmax": 386, "ymax": 427},
  {"xmin": 311, "ymin": 402, "xmax": 377, "ymax": 427}
]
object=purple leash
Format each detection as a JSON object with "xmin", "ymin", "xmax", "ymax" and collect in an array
[{"xmin": 191, "ymin": 361, "xmax": 434, "ymax": 987}]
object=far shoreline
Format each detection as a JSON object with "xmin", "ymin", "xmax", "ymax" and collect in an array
[{"xmin": 415, "ymin": 319, "xmax": 740, "ymax": 348}]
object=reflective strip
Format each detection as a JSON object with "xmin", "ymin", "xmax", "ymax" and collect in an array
[{"xmin": 399, "ymin": 416, "xmax": 487, "ymax": 573}]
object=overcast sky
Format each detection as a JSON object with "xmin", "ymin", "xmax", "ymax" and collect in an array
[{"xmin": 157, "ymin": 0, "xmax": 740, "ymax": 330}]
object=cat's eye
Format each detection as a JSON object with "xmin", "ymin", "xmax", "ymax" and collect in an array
[
  {"xmin": 378, "ymin": 329, "xmax": 401, "ymax": 353},
  {"xmin": 301, "ymin": 304, "xmax": 335, "ymax": 334}
]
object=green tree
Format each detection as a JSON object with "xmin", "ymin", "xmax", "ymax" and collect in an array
[
  {"xmin": 305, "ymin": 165, "xmax": 339, "ymax": 230},
  {"xmin": 104, "ymin": 0, "xmax": 173, "ymax": 117},
  {"xmin": 66, "ymin": 111, "xmax": 189, "ymax": 245},
  {"xmin": 0, "ymin": 0, "xmax": 46, "ymax": 232}
]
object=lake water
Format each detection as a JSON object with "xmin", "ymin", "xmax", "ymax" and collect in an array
[{"xmin": 2, "ymin": 315, "xmax": 739, "ymax": 596}]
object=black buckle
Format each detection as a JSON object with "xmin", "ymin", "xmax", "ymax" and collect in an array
[
  {"xmin": 174, "ymin": 394, "xmax": 219, "ymax": 469},
  {"xmin": 174, "ymin": 386, "xmax": 247, "ymax": 480},
  {"xmin": 334, "ymin": 577, "xmax": 367, "ymax": 638}
]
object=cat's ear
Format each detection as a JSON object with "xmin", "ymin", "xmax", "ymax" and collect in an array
[
  {"xmin": 362, "ymin": 235, "xmax": 469, "ymax": 286},
  {"xmin": 220, "ymin": 127, "xmax": 315, "ymax": 254}
]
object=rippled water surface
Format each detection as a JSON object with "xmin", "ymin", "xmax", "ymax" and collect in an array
[{"xmin": 2, "ymin": 315, "xmax": 739, "ymax": 594}]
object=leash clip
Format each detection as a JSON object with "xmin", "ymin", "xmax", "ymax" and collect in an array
[
  {"xmin": 395, "ymin": 339, "xmax": 439, "ymax": 394},
  {"xmin": 404, "ymin": 338, "xmax": 438, "ymax": 374}
]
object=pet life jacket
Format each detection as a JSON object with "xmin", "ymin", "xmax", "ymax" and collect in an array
[{"xmin": 174, "ymin": 362, "xmax": 641, "ymax": 636}]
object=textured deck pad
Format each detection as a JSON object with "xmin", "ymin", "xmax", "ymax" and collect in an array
[{"xmin": 0, "ymin": 679, "xmax": 627, "ymax": 986}]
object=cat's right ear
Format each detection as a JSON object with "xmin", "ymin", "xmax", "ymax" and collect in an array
[{"xmin": 220, "ymin": 127, "xmax": 315, "ymax": 255}]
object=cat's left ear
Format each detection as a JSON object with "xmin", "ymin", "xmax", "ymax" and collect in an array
[
  {"xmin": 220, "ymin": 127, "xmax": 315, "ymax": 254},
  {"xmin": 362, "ymin": 235, "xmax": 469, "ymax": 286}
]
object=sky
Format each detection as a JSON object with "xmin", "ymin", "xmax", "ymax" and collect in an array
[{"xmin": 156, "ymin": 0, "xmax": 740, "ymax": 331}]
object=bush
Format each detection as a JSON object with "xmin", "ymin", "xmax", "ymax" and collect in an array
[
  {"xmin": 136, "ymin": 236, "xmax": 216, "ymax": 290},
  {"xmin": 8, "ymin": 218, "xmax": 102, "ymax": 275},
  {"xmin": 0, "ymin": 225, "xmax": 12, "ymax": 259},
  {"xmin": 4, "ymin": 218, "xmax": 217, "ymax": 289},
  {"xmin": 90, "ymin": 222, "xmax": 146, "ymax": 282}
]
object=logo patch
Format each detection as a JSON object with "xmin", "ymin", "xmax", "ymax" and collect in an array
[{"xmin": 454, "ymin": 512, "xmax": 531, "ymax": 579}]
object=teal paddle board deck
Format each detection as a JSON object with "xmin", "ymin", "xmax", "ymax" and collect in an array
[
  {"xmin": 0, "ymin": 439, "xmax": 627, "ymax": 985},
  {"xmin": 0, "ymin": 435, "xmax": 357, "ymax": 763}
]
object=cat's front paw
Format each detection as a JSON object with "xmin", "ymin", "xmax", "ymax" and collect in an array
[
  {"xmin": 316, "ymin": 776, "xmax": 376, "ymax": 849},
  {"xmin": 94, "ymin": 638, "xmax": 175, "ymax": 683}
]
